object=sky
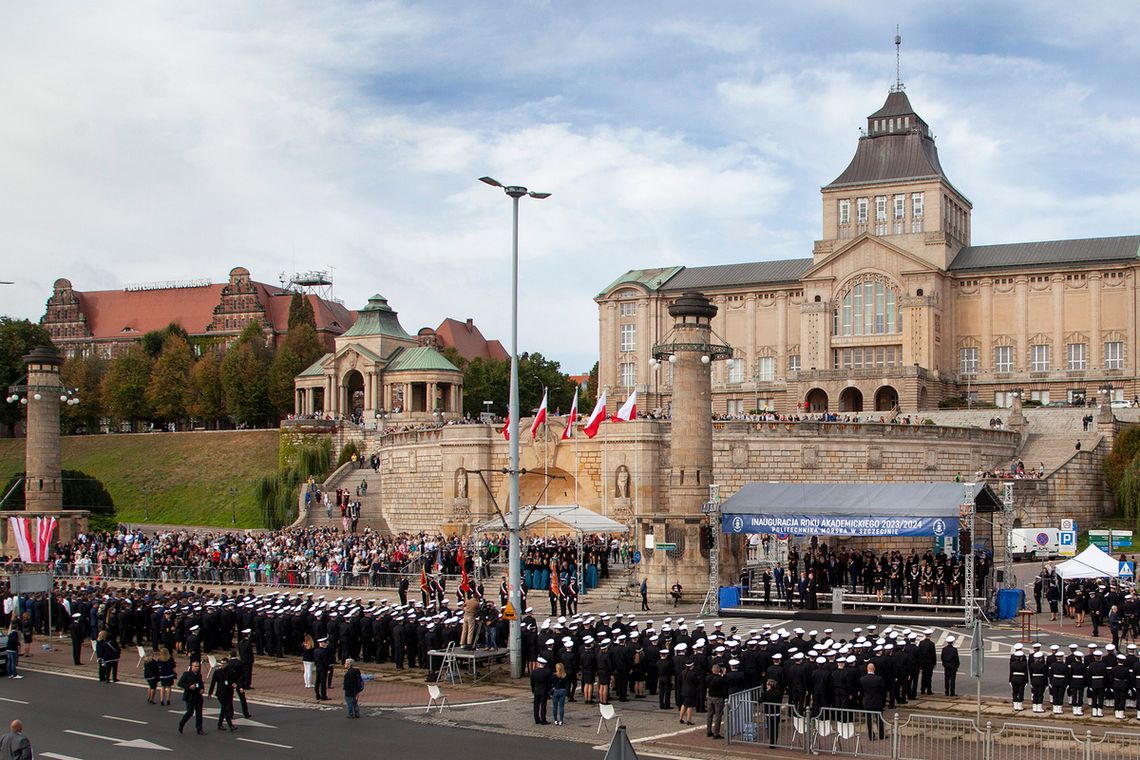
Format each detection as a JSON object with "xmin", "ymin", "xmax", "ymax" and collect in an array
[{"xmin": 2, "ymin": 2, "xmax": 1139, "ymax": 373}]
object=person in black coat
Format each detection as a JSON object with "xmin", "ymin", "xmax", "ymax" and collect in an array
[
  {"xmin": 69, "ymin": 612, "xmax": 86, "ymax": 666},
  {"xmin": 177, "ymin": 660, "xmax": 206, "ymax": 735},
  {"xmin": 941, "ymin": 636, "xmax": 961, "ymax": 697},
  {"xmin": 313, "ymin": 637, "xmax": 332, "ymax": 701},
  {"xmin": 917, "ymin": 630, "xmax": 937, "ymax": 695},
  {"xmin": 655, "ymin": 649, "xmax": 674, "ymax": 710},
  {"xmin": 859, "ymin": 663, "xmax": 887, "ymax": 740},
  {"xmin": 762, "ymin": 679, "xmax": 783, "ymax": 748},
  {"xmin": 530, "ymin": 657, "xmax": 553, "ymax": 725},
  {"xmin": 237, "ymin": 628, "xmax": 255, "ymax": 689}
]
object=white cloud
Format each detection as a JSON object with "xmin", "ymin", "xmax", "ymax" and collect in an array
[{"xmin": 1, "ymin": 2, "xmax": 1138, "ymax": 373}]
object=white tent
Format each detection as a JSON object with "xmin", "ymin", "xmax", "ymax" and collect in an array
[
  {"xmin": 1055, "ymin": 544, "xmax": 1121, "ymax": 579},
  {"xmin": 474, "ymin": 504, "xmax": 629, "ymax": 535}
]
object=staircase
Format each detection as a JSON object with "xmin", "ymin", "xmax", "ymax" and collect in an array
[
  {"xmin": 305, "ymin": 465, "xmax": 394, "ymax": 534},
  {"xmin": 1016, "ymin": 432, "xmax": 1103, "ymax": 476},
  {"xmin": 579, "ymin": 563, "xmax": 642, "ymax": 606}
]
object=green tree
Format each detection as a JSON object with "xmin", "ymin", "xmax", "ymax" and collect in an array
[
  {"xmin": 0, "ymin": 317, "xmax": 53, "ymax": 434},
  {"xmin": 60, "ymin": 354, "xmax": 107, "ymax": 433},
  {"xmin": 287, "ymin": 291, "xmax": 317, "ymax": 330},
  {"xmin": 101, "ymin": 345, "xmax": 153, "ymax": 427},
  {"xmin": 146, "ymin": 334, "xmax": 193, "ymax": 424},
  {"xmin": 580, "ymin": 360, "xmax": 599, "ymax": 412},
  {"xmin": 187, "ymin": 351, "xmax": 224, "ymax": 426},
  {"xmin": 268, "ymin": 324, "xmax": 323, "ymax": 418},
  {"xmin": 141, "ymin": 322, "xmax": 190, "ymax": 358},
  {"xmin": 1106, "ymin": 427, "xmax": 1140, "ymax": 497},
  {"xmin": 221, "ymin": 323, "xmax": 275, "ymax": 426},
  {"xmin": 441, "ymin": 346, "xmax": 468, "ymax": 372},
  {"xmin": 518, "ymin": 352, "xmax": 575, "ymax": 416},
  {"xmin": 461, "ymin": 357, "xmax": 509, "ymax": 417}
]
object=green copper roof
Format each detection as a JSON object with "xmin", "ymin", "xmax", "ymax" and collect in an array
[
  {"xmin": 299, "ymin": 353, "xmax": 332, "ymax": 377},
  {"xmin": 340, "ymin": 294, "xmax": 414, "ymax": 340},
  {"xmin": 597, "ymin": 266, "xmax": 684, "ymax": 297},
  {"xmin": 385, "ymin": 346, "xmax": 462, "ymax": 374}
]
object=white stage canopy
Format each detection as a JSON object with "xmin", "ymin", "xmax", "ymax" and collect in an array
[
  {"xmin": 1055, "ymin": 544, "xmax": 1121, "ymax": 580},
  {"xmin": 475, "ymin": 504, "xmax": 629, "ymax": 535}
]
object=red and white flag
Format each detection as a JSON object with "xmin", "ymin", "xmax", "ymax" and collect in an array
[
  {"xmin": 500, "ymin": 413, "xmax": 511, "ymax": 441},
  {"xmin": 612, "ymin": 390, "xmax": 637, "ymax": 422},
  {"xmin": 582, "ymin": 391, "xmax": 607, "ymax": 438},
  {"xmin": 8, "ymin": 516, "xmax": 58, "ymax": 563},
  {"xmin": 561, "ymin": 388, "xmax": 579, "ymax": 440},
  {"xmin": 530, "ymin": 389, "xmax": 548, "ymax": 439}
]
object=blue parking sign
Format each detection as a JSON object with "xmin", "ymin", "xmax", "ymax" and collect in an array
[{"xmin": 1060, "ymin": 531, "xmax": 1076, "ymax": 546}]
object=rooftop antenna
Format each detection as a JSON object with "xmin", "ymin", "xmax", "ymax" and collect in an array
[{"xmin": 892, "ymin": 25, "xmax": 905, "ymax": 93}]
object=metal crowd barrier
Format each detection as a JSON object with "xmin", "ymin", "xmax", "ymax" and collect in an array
[{"xmin": 726, "ymin": 691, "xmax": 1140, "ymax": 760}]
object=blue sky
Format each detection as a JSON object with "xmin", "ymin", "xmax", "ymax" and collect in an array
[{"xmin": 2, "ymin": 2, "xmax": 1138, "ymax": 373}]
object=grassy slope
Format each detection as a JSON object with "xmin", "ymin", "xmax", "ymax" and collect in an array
[{"xmin": 0, "ymin": 430, "xmax": 279, "ymax": 528}]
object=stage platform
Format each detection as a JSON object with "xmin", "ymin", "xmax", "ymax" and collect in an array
[{"xmin": 427, "ymin": 646, "xmax": 509, "ymax": 683}]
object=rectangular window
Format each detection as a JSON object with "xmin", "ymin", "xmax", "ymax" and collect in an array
[
  {"xmin": 959, "ymin": 347, "xmax": 979, "ymax": 375},
  {"xmin": 788, "ymin": 355, "xmax": 800, "ymax": 373},
  {"xmin": 726, "ymin": 399, "xmax": 743, "ymax": 416},
  {"xmin": 619, "ymin": 323, "xmax": 636, "ymax": 352},
  {"xmin": 619, "ymin": 302, "xmax": 636, "ymax": 317},
  {"xmin": 729, "ymin": 358, "xmax": 745, "ymax": 383},
  {"xmin": 838, "ymin": 199, "xmax": 851, "ymax": 226},
  {"xmin": 856, "ymin": 198, "xmax": 869, "ymax": 224},
  {"xmin": 1030, "ymin": 390, "xmax": 1050, "ymax": 405},
  {"xmin": 1066, "ymin": 343, "xmax": 1087, "ymax": 371},
  {"xmin": 757, "ymin": 356, "xmax": 775, "ymax": 382},
  {"xmin": 893, "ymin": 195, "xmax": 905, "ymax": 219},
  {"xmin": 756, "ymin": 398, "xmax": 774, "ymax": 411},
  {"xmin": 911, "ymin": 192, "xmax": 925, "ymax": 233},
  {"xmin": 994, "ymin": 391, "xmax": 1012, "ymax": 409},
  {"xmin": 1031, "ymin": 344, "xmax": 1050, "ymax": 372},
  {"xmin": 994, "ymin": 345, "xmax": 1013, "ymax": 373},
  {"xmin": 619, "ymin": 362, "xmax": 636, "ymax": 388},
  {"xmin": 1105, "ymin": 341, "xmax": 1124, "ymax": 370},
  {"xmin": 875, "ymin": 196, "xmax": 887, "ymax": 222}
]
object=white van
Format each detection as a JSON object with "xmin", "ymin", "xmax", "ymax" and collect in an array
[{"xmin": 1008, "ymin": 528, "xmax": 1061, "ymax": 561}]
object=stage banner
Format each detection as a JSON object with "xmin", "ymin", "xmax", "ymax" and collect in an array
[{"xmin": 722, "ymin": 513, "xmax": 957, "ymax": 538}]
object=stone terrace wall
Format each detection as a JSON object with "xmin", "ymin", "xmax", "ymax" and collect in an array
[{"xmin": 999, "ymin": 436, "xmax": 1114, "ymax": 529}]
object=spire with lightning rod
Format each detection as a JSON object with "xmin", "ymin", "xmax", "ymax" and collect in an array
[{"xmin": 892, "ymin": 25, "xmax": 905, "ymax": 93}]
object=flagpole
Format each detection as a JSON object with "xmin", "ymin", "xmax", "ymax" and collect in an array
[
  {"xmin": 543, "ymin": 385, "xmax": 548, "ymax": 509},
  {"xmin": 603, "ymin": 389, "xmax": 609, "ymax": 518}
]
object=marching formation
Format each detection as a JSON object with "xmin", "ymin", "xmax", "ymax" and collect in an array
[{"xmin": 1010, "ymin": 641, "xmax": 1140, "ymax": 720}]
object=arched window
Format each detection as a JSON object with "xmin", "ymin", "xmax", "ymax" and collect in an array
[{"xmin": 833, "ymin": 277, "xmax": 902, "ymax": 336}]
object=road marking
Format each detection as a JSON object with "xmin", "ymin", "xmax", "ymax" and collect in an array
[
  {"xmin": 629, "ymin": 726, "xmax": 700, "ymax": 744},
  {"xmin": 102, "ymin": 715, "xmax": 147, "ymax": 725},
  {"xmin": 40, "ymin": 753, "xmax": 86, "ymax": 760},
  {"xmin": 236, "ymin": 737, "xmax": 293, "ymax": 749},
  {"xmin": 63, "ymin": 730, "xmax": 171, "ymax": 751},
  {"xmin": 0, "ymin": 696, "xmax": 30, "ymax": 705},
  {"xmin": 387, "ymin": 697, "xmax": 512, "ymax": 710}
]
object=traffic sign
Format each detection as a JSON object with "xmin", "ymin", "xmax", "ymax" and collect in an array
[
  {"xmin": 656, "ymin": 543, "xmax": 677, "ymax": 551},
  {"xmin": 501, "ymin": 602, "xmax": 518, "ymax": 621},
  {"xmin": 1061, "ymin": 519, "xmax": 1075, "ymax": 532},
  {"xmin": 1035, "ymin": 532, "xmax": 1049, "ymax": 547},
  {"xmin": 1059, "ymin": 530, "xmax": 1076, "ymax": 556},
  {"xmin": 1121, "ymin": 562, "xmax": 1135, "ymax": 579},
  {"xmin": 632, "ymin": 551, "xmax": 642, "ymax": 564}
]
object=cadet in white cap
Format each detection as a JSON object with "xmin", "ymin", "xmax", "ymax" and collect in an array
[
  {"xmin": 1009, "ymin": 643, "xmax": 1028, "ymax": 712},
  {"xmin": 941, "ymin": 635, "xmax": 960, "ymax": 697}
]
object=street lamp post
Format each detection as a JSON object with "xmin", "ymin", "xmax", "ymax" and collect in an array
[
  {"xmin": 228, "ymin": 486, "xmax": 237, "ymax": 525},
  {"xmin": 479, "ymin": 175, "xmax": 550, "ymax": 679}
]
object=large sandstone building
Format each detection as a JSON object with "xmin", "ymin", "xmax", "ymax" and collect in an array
[{"xmin": 596, "ymin": 88, "xmax": 1139, "ymax": 415}]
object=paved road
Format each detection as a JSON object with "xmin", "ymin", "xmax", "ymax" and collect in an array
[{"xmin": 4, "ymin": 669, "xmax": 601, "ymax": 760}]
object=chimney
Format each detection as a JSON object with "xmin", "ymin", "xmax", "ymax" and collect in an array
[{"xmin": 466, "ymin": 318, "xmax": 474, "ymax": 333}]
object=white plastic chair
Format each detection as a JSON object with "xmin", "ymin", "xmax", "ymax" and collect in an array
[
  {"xmin": 597, "ymin": 702, "xmax": 618, "ymax": 734},
  {"xmin": 811, "ymin": 718, "xmax": 833, "ymax": 753},
  {"xmin": 426, "ymin": 684, "xmax": 449, "ymax": 714},
  {"xmin": 136, "ymin": 646, "xmax": 147, "ymax": 669},
  {"xmin": 835, "ymin": 720, "xmax": 861, "ymax": 754},
  {"xmin": 792, "ymin": 715, "xmax": 806, "ymax": 744}
]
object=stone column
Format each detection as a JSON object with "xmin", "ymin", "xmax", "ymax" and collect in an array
[
  {"xmin": 1052, "ymin": 274, "xmax": 1065, "ymax": 369},
  {"xmin": 23, "ymin": 346, "xmax": 64, "ymax": 512},
  {"xmin": 1090, "ymin": 273, "xmax": 1102, "ymax": 370},
  {"xmin": 775, "ymin": 292, "xmax": 787, "ymax": 376},
  {"xmin": 639, "ymin": 292, "xmax": 720, "ymax": 601},
  {"xmin": 1015, "ymin": 276, "xmax": 1028, "ymax": 367},
  {"xmin": 980, "ymin": 279, "xmax": 993, "ymax": 371}
]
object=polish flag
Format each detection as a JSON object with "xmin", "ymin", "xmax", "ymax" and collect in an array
[
  {"xmin": 612, "ymin": 390, "xmax": 637, "ymax": 422},
  {"xmin": 500, "ymin": 413, "xmax": 511, "ymax": 441},
  {"xmin": 8, "ymin": 516, "xmax": 57, "ymax": 563},
  {"xmin": 561, "ymin": 388, "xmax": 579, "ymax": 440},
  {"xmin": 457, "ymin": 546, "xmax": 470, "ymax": 593},
  {"xmin": 530, "ymin": 390, "xmax": 548, "ymax": 439},
  {"xmin": 582, "ymin": 391, "xmax": 607, "ymax": 438}
]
